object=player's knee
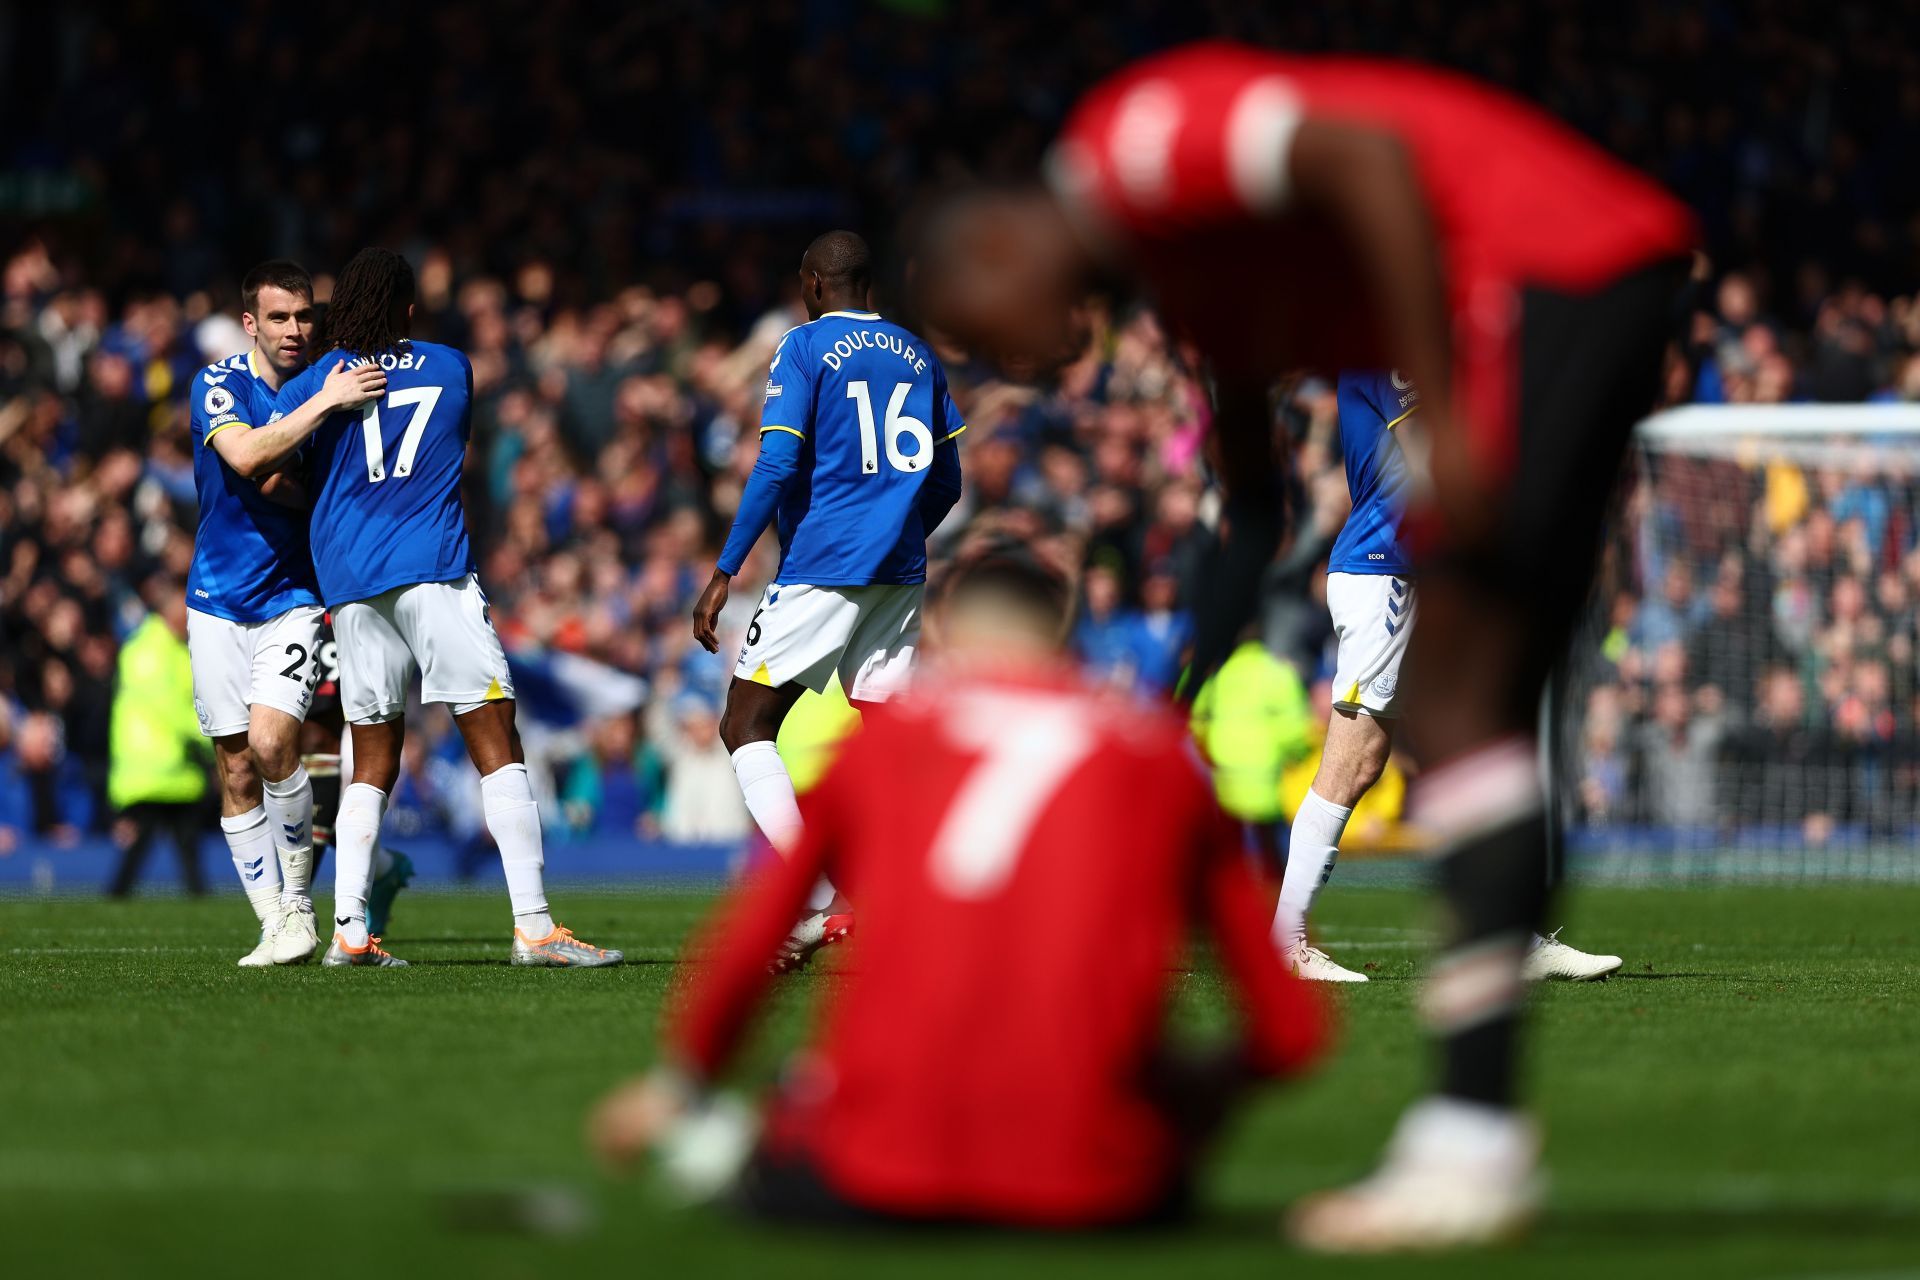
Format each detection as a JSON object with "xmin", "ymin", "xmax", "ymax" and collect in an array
[{"xmin": 251, "ymin": 727, "xmax": 301, "ymax": 781}]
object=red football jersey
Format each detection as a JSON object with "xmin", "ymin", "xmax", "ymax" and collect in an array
[
  {"xmin": 668, "ymin": 663, "xmax": 1327, "ymax": 1226},
  {"xmin": 1048, "ymin": 42, "xmax": 1697, "ymax": 457}
]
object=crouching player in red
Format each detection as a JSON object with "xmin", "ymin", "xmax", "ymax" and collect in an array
[
  {"xmin": 919, "ymin": 42, "xmax": 1697, "ymax": 1249},
  {"xmin": 592, "ymin": 551, "xmax": 1327, "ymax": 1227}
]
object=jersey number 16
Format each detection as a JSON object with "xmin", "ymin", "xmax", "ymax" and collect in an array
[{"xmin": 846, "ymin": 381, "xmax": 931, "ymax": 475}]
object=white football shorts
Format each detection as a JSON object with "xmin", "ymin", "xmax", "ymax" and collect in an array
[
  {"xmin": 188, "ymin": 604, "xmax": 327, "ymax": 738},
  {"xmin": 1328, "ymin": 571, "xmax": 1413, "ymax": 718},
  {"xmin": 332, "ymin": 575, "xmax": 515, "ymax": 725},
  {"xmin": 733, "ymin": 582, "xmax": 921, "ymax": 703}
]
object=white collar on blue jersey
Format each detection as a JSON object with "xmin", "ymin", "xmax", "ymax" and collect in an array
[
  {"xmin": 246, "ymin": 347, "xmax": 265, "ymax": 379},
  {"xmin": 820, "ymin": 310, "xmax": 882, "ymax": 321}
]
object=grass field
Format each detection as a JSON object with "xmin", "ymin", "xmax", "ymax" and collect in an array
[{"xmin": 3, "ymin": 876, "xmax": 1917, "ymax": 1279}]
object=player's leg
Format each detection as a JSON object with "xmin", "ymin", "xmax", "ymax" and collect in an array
[
  {"xmin": 1277, "ymin": 708, "xmax": 1393, "ymax": 981},
  {"xmin": 336, "ymin": 722, "xmax": 411, "ymax": 935},
  {"xmin": 414, "ymin": 575, "xmax": 618, "ymax": 966},
  {"xmin": 242, "ymin": 606, "xmax": 327, "ymax": 962},
  {"xmin": 718, "ymin": 678, "xmax": 810, "ymax": 853},
  {"xmin": 321, "ymin": 596, "xmax": 412, "ymax": 967},
  {"xmin": 1290, "ymin": 261, "xmax": 1682, "ymax": 1253},
  {"xmin": 188, "ymin": 607, "xmax": 287, "ymax": 961},
  {"xmin": 725, "ymin": 583, "xmax": 862, "ymax": 969},
  {"xmin": 1276, "ymin": 572, "xmax": 1402, "ymax": 981}
]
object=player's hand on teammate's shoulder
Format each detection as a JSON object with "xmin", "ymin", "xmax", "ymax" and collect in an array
[
  {"xmin": 692, "ymin": 569, "xmax": 730, "ymax": 654},
  {"xmin": 320, "ymin": 358, "xmax": 388, "ymax": 410}
]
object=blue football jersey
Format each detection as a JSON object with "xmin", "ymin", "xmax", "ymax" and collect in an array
[
  {"xmin": 1327, "ymin": 369, "xmax": 1418, "ymax": 577},
  {"xmin": 757, "ymin": 311, "xmax": 965, "ymax": 586},
  {"xmin": 279, "ymin": 340, "xmax": 476, "ymax": 607},
  {"xmin": 186, "ymin": 350, "xmax": 322, "ymax": 622}
]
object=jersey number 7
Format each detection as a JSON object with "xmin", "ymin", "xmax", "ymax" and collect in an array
[
  {"xmin": 360, "ymin": 387, "xmax": 443, "ymax": 483},
  {"xmin": 927, "ymin": 695, "xmax": 1096, "ymax": 899}
]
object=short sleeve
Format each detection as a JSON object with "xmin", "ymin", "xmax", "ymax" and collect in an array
[
  {"xmin": 192, "ymin": 368, "xmax": 251, "ymax": 444},
  {"xmin": 1047, "ymin": 44, "xmax": 1305, "ymax": 252},
  {"xmin": 758, "ymin": 328, "xmax": 813, "ymax": 439}
]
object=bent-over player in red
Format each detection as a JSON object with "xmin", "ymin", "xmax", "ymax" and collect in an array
[
  {"xmin": 592, "ymin": 552, "xmax": 1327, "ymax": 1228},
  {"xmin": 920, "ymin": 41, "xmax": 1698, "ymax": 1250}
]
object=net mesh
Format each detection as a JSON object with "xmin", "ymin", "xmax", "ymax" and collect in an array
[{"xmin": 1554, "ymin": 406, "xmax": 1920, "ymax": 882}]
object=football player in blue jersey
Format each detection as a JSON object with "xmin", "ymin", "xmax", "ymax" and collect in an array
[
  {"xmin": 276, "ymin": 247, "xmax": 618, "ymax": 968},
  {"xmin": 187, "ymin": 260, "xmax": 388, "ymax": 966},
  {"xmin": 1273, "ymin": 371, "xmax": 1622, "ymax": 983},
  {"xmin": 692, "ymin": 231, "xmax": 965, "ymax": 971}
]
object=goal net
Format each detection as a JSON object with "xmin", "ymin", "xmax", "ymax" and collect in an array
[{"xmin": 1553, "ymin": 404, "xmax": 1920, "ymax": 883}]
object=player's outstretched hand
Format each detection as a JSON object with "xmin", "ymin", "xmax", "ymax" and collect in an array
[
  {"xmin": 588, "ymin": 1069, "xmax": 693, "ymax": 1174},
  {"xmin": 692, "ymin": 569, "xmax": 730, "ymax": 654},
  {"xmin": 322, "ymin": 358, "xmax": 389, "ymax": 411}
]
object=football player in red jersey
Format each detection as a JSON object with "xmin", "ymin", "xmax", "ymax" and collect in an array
[
  {"xmin": 592, "ymin": 550, "xmax": 1328, "ymax": 1228},
  {"xmin": 918, "ymin": 42, "xmax": 1697, "ymax": 1250}
]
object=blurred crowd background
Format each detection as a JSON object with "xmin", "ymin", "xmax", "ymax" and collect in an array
[{"xmin": 6, "ymin": 0, "xmax": 1920, "ymax": 869}]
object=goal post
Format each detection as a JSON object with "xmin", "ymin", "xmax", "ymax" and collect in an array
[{"xmin": 1550, "ymin": 402, "xmax": 1920, "ymax": 883}]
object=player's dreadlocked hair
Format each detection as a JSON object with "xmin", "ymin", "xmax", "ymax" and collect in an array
[{"xmin": 324, "ymin": 248, "xmax": 416, "ymax": 358}]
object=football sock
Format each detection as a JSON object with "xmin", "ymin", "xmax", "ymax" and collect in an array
[
  {"xmin": 372, "ymin": 840, "xmax": 394, "ymax": 879},
  {"xmin": 221, "ymin": 807, "xmax": 282, "ymax": 925},
  {"xmin": 1416, "ymin": 737, "xmax": 1551, "ymax": 1109},
  {"xmin": 262, "ymin": 763, "xmax": 314, "ymax": 906},
  {"xmin": 333, "ymin": 782, "xmax": 387, "ymax": 947},
  {"xmin": 482, "ymin": 763, "xmax": 553, "ymax": 938},
  {"xmin": 730, "ymin": 741, "xmax": 842, "ymax": 915},
  {"xmin": 1275, "ymin": 788, "xmax": 1353, "ymax": 951},
  {"xmin": 729, "ymin": 740, "xmax": 803, "ymax": 852}
]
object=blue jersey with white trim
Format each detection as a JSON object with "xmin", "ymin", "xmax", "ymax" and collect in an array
[
  {"xmin": 1327, "ymin": 369, "xmax": 1417, "ymax": 577},
  {"xmin": 278, "ymin": 340, "xmax": 476, "ymax": 607},
  {"xmin": 757, "ymin": 311, "xmax": 964, "ymax": 586},
  {"xmin": 186, "ymin": 350, "xmax": 321, "ymax": 622}
]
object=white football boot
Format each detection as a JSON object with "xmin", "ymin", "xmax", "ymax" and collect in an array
[
  {"xmin": 768, "ymin": 910, "xmax": 852, "ymax": 974},
  {"xmin": 237, "ymin": 918, "xmax": 279, "ymax": 968},
  {"xmin": 1522, "ymin": 929, "xmax": 1622, "ymax": 982},
  {"xmin": 1287, "ymin": 942, "xmax": 1370, "ymax": 983},
  {"xmin": 1289, "ymin": 1096, "xmax": 1543, "ymax": 1253},
  {"xmin": 267, "ymin": 900, "xmax": 320, "ymax": 964}
]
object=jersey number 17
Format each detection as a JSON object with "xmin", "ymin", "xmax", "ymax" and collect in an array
[{"xmin": 360, "ymin": 387, "xmax": 443, "ymax": 483}]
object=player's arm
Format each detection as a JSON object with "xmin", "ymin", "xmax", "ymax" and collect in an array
[
  {"xmin": 916, "ymin": 371, "xmax": 966, "ymax": 532},
  {"xmin": 589, "ymin": 759, "xmax": 845, "ymax": 1171},
  {"xmin": 1286, "ymin": 120, "xmax": 1450, "ymax": 422},
  {"xmin": 209, "ymin": 360, "xmax": 386, "ymax": 480},
  {"xmin": 693, "ymin": 335, "xmax": 812, "ymax": 653}
]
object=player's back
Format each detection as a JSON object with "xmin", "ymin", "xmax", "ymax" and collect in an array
[
  {"xmin": 792, "ymin": 666, "xmax": 1263, "ymax": 1220},
  {"xmin": 762, "ymin": 311, "xmax": 962, "ymax": 587},
  {"xmin": 1327, "ymin": 369, "xmax": 1415, "ymax": 576},
  {"xmin": 287, "ymin": 340, "xmax": 475, "ymax": 607}
]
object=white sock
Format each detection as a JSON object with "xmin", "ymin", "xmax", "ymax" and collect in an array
[
  {"xmin": 730, "ymin": 741, "xmax": 840, "ymax": 914},
  {"xmin": 729, "ymin": 741, "xmax": 804, "ymax": 852},
  {"xmin": 483, "ymin": 763, "xmax": 553, "ymax": 937},
  {"xmin": 262, "ymin": 764, "xmax": 314, "ymax": 906},
  {"xmin": 1276, "ymin": 788, "xmax": 1354, "ymax": 951},
  {"xmin": 333, "ymin": 783, "xmax": 386, "ymax": 946},
  {"xmin": 222, "ymin": 807, "xmax": 282, "ymax": 925},
  {"xmin": 372, "ymin": 840, "xmax": 394, "ymax": 878}
]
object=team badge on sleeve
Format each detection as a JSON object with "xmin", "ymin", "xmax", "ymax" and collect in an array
[{"xmin": 204, "ymin": 385, "xmax": 236, "ymax": 417}]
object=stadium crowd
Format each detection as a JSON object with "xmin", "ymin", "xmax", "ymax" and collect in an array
[{"xmin": 8, "ymin": 0, "xmax": 1920, "ymax": 858}]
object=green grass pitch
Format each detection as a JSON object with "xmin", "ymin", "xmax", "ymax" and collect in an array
[{"xmin": 2, "ymin": 878, "xmax": 1916, "ymax": 1278}]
